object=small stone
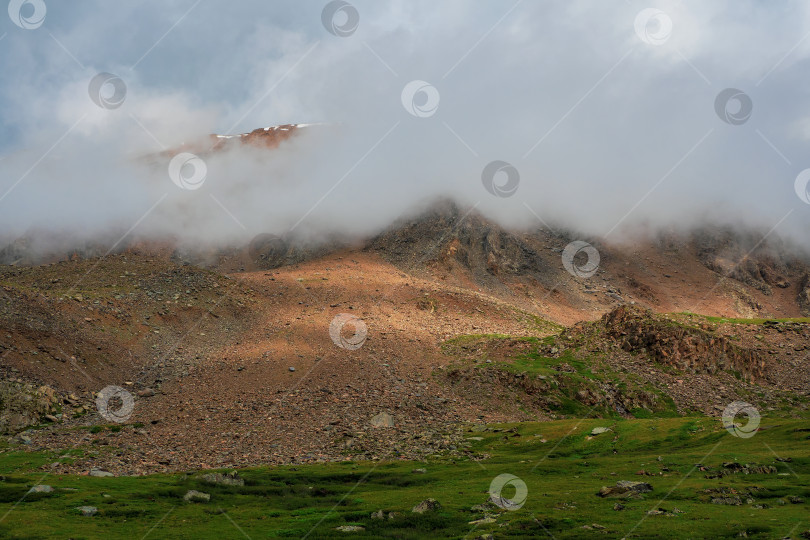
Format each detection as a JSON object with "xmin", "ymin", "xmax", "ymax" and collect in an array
[
  {"xmin": 44, "ymin": 414, "xmax": 58, "ymax": 423},
  {"xmin": 411, "ymin": 468, "xmax": 427, "ymax": 474},
  {"xmin": 591, "ymin": 427, "xmax": 611, "ymax": 436},
  {"xmin": 613, "ymin": 503, "xmax": 625, "ymax": 511},
  {"xmin": 371, "ymin": 509, "xmax": 385, "ymax": 520},
  {"xmin": 183, "ymin": 490, "xmax": 210, "ymax": 503},
  {"xmin": 76, "ymin": 506, "xmax": 97, "ymax": 516},
  {"xmin": 28, "ymin": 485, "xmax": 53, "ymax": 493},
  {"xmin": 89, "ymin": 468, "xmax": 114, "ymax": 477},
  {"xmin": 288, "ymin": 367, "xmax": 295, "ymax": 372},
  {"xmin": 469, "ymin": 517, "xmax": 497, "ymax": 525},
  {"xmin": 137, "ymin": 388, "xmax": 155, "ymax": 397}
]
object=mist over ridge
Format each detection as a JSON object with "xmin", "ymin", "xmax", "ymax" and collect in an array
[{"xmin": 2, "ymin": 0, "xmax": 810, "ymax": 252}]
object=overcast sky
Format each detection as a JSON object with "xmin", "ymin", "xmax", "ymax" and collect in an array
[{"xmin": 2, "ymin": 0, "xmax": 810, "ymax": 249}]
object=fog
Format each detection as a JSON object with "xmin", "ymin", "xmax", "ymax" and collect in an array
[{"xmin": 2, "ymin": 0, "xmax": 810, "ymax": 253}]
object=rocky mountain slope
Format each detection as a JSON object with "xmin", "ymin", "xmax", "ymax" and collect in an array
[
  {"xmin": 7, "ymin": 196, "xmax": 808, "ymax": 323},
  {"xmin": 1, "ymin": 125, "xmax": 809, "ymax": 476},
  {"xmin": 0, "ymin": 244, "xmax": 807, "ymax": 474}
]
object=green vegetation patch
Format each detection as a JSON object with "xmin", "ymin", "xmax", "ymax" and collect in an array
[{"xmin": 0, "ymin": 417, "xmax": 806, "ymax": 538}]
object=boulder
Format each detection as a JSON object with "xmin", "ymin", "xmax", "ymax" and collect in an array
[
  {"xmin": 0, "ymin": 382, "xmax": 59, "ymax": 434},
  {"xmin": 200, "ymin": 471, "xmax": 244, "ymax": 486},
  {"xmin": 489, "ymin": 493, "xmax": 522, "ymax": 510},
  {"xmin": 370, "ymin": 412, "xmax": 394, "ymax": 428},
  {"xmin": 76, "ymin": 506, "xmax": 98, "ymax": 516},
  {"xmin": 15, "ymin": 433, "xmax": 32, "ymax": 445},
  {"xmin": 597, "ymin": 480, "xmax": 653, "ymax": 498},
  {"xmin": 336, "ymin": 525, "xmax": 365, "ymax": 532},
  {"xmin": 183, "ymin": 490, "xmax": 210, "ymax": 503},
  {"xmin": 412, "ymin": 498, "xmax": 441, "ymax": 514},
  {"xmin": 711, "ymin": 496, "xmax": 742, "ymax": 506}
]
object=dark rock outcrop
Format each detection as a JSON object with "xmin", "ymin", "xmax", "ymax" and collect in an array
[{"xmin": 601, "ymin": 305, "xmax": 765, "ymax": 382}]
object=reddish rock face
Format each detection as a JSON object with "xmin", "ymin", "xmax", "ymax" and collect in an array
[
  {"xmin": 147, "ymin": 123, "xmax": 321, "ymax": 162},
  {"xmin": 210, "ymin": 124, "xmax": 304, "ymax": 152}
]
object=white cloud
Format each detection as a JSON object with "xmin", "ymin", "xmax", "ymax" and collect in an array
[{"xmin": 1, "ymin": 0, "xmax": 810, "ymax": 251}]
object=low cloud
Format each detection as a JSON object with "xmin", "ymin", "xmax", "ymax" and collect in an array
[{"xmin": 2, "ymin": 0, "xmax": 810, "ymax": 254}]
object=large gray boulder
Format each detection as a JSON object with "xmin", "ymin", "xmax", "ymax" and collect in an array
[{"xmin": 597, "ymin": 480, "xmax": 653, "ymax": 498}]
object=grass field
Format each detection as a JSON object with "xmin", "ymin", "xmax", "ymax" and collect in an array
[{"xmin": 0, "ymin": 416, "xmax": 807, "ymax": 539}]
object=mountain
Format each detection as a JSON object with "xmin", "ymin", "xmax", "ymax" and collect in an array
[{"xmin": 1, "ymin": 125, "xmax": 809, "ymax": 476}]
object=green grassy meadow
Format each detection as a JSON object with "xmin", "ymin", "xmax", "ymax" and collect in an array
[{"xmin": 0, "ymin": 416, "xmax": 807, "ymax": 539}]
